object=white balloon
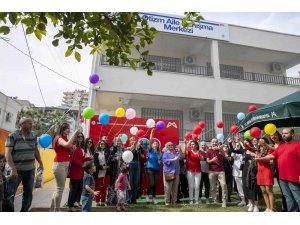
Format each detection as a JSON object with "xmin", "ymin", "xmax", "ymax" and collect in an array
[
  {"xmin": 146, "ymin": 118, "xmax": 156, "ymax": 128},
  {"xmin": 122, "ymin": 150, "xmax": 133, "ymax": 163},
  {"xmin": 130, "ymin": 126, "xmax": 138, "ymax": 135}
]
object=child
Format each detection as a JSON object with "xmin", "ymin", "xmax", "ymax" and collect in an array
[
  {"xmin": 81, "ymin": 161, "xmax": 100, "ymax": 212},
  {"xmin": 0, "ymin": 154, "xmax": 5, "ymax": 212},
  {"xmin": 115, "ymin": 166, "xmax": 131, "ymax": 211}
]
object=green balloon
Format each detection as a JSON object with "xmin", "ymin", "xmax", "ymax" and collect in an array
[
  {"xmin": 244, "ymin": 130, "xmax": 253, "ymax": 140},
  {"xmin": 82, "ymin": 107, "xmax": 95, "ymax": 119}
]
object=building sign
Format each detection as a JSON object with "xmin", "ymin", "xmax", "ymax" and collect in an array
[{"xmin": 140, "ymin": 12, "xmax": 229, "ymax": 41}]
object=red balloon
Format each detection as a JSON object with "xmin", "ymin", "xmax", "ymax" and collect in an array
[
  {"xmin": 184, "ymin": 132, "xmax": 193, "ymax": 140},
  {"xmin": 193, "ymin": 125, "xmax": 202, "ymax": 135},
  {"xmin": 230, "ymin": 125, "xmax": 239, "ymax": 134},
  {"xmin": 250, "ymin": 127, "xmax": 261, "ymax": 138},
  {"xmin": 193, "ymin": 134, "xmax": 199, "ymax": 141},
  {"xmin": 198, "ymin": 121, "xmax": 206, "ymax": 129},
  {"xmin": 136, "ymin": 129, "xmax": 145, "ymax": 138},
  {"xmin": 216, "ymin": 121, "xmax": 224, "ymax": 128},
  {"xmin": 248, "ymin": 105, "xmax": 257, "ymax": 112}
]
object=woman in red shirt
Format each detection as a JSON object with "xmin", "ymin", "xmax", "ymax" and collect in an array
[
  {"xmin": 183, "ymin": 140, "xmax": 203, "ymax": 205},
  {"xmin": 50, "ymin": 123, "xmax": 79, "ymax": 212},
  {"xmin": 256, "ymin": 137, "xmax": 275, "ymax": 212}
]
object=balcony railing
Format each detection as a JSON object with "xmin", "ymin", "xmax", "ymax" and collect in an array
[
  {"xmin": 221, "ymin": 70, "xmax": 300, "ymax": 86},
  {"xmin": 101, "ymin": 55, "xmax": 213, "ymax": 77}
]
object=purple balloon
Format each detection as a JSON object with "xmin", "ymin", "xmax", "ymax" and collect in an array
[
  {"xmin": 156, "ymin": 121, "xmax": 165, "ymax": 130},
  {"xmin": 89, "ymin": 73, "xmax": 100, "ymax": 84}
]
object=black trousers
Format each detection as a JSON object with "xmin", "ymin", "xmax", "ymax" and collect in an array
[
  {"xmin": 146, "ymin": 168, "xmax": 160, "ymax": 197},
  {"xmin": 68, "ymin": 179, "xmax": 83, "ymax": 207},
  {"xmin": 199, "ymin": 172, "xmax": 210, "ymax": 199}
]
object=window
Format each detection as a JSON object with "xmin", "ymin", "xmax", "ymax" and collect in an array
[
  {"xmin": 146, "ymin": 55, "xmax": 182, "ymax": 72},
  {"xmin": 6, "ymin": 112, "xmax": 13, "ymax": 123}
]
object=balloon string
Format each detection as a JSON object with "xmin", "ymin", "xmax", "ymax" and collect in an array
[
  {"xmin": 107, "ymin": 117, "xmax": 118, "ymax": 139},
  {"xmin": 98, "ymin": 125, "xmax": 103, "ymax": 141},
  {"xmin": 114, "ymin": 119, "xmax": 129, "ymax": 137}
]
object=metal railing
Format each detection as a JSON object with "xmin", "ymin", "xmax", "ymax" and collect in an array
[
  {"xmin": 221, "ymin": 70, "xmax": 300, "ymax": 86},
  {"xmin": 101, "ymin": 55, "xmax": 213, "ymax": 77}
]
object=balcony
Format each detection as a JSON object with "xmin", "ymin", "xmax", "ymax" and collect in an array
[{"xmin": 101, "ymin": 55, "xmax": 213, "ymax": 77}]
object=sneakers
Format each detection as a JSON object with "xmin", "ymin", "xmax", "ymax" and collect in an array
[
  {"xmin": 195, "ymin": 201, "xmax": 199, "ymax": 205},
  {"xmin": 96, "ymin": 203, "xmax": 101, "ymax": 207},
  {"xmin": 253, "ymin": 205, "xmax": 259, "ymax": 212},
  {"xmin": 206, "ymin": 198, "xmax": 210, "ymax": 204},
  {"xmin": 222, "ymin": 201, "xmax": 227, "ymax": 208},
  {"xmin": 152, "ymin": 198, "xmax": 158, "ymax": 205},
  {"xmin": 237, "ymin": 201, "xmax": 246, "ymax": 207},
  {"xmin": 165, "ymin": 202, "xmax": 170, "ymax": 206},
  {"xmin": 146, "ymin": 195, "xmax": 150, "ymax": 204},
  {"xmin": 189, "ymin": 200, "xmax": 194, "ymax": 205},
  {"xmin": 68, "ymin": 207, "xmax": 77, "ymax": 212},
  {"xmin": 248, "ymin": 204, "xmax": 254, "ymax": 212}
]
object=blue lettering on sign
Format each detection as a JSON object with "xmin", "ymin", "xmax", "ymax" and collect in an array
[
  {"xmin": 142, "ymin": 14, "xmax": 165, "ymax": 23},
  {"xmin": 164, "ymin": 24, "xmax": 193, "ymax": 34}
]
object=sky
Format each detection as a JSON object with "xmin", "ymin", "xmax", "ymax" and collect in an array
[{"xmin": 1, "ymin": 12, "xmax": 300, "ymax": 107}]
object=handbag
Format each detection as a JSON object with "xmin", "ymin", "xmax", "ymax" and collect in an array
[{"xmin": 164, "ymin": 173, "xmax": 176, "ymax": 181}]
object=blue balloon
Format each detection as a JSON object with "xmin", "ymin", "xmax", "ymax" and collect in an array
[
  {"xmin": 216, "ymin": 133, "xmax": 224, "ymax": 142},
  {"xmin": 120, "ymin": 134, "xmax": 128, "ymax": 143},
  {"xmin": 39, "ymin": 134, "xmax": 52, "ymax": 148},
  {"xmin": 237, "ymin": 112, "xmax": 245, "ymax": 121},
  {"xmin": 98, "ymin": 113, "xmax": 110, "ymax": 125}
]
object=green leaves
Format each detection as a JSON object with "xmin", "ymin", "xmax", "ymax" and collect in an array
[
  {"xmin": 74, "ymin": 51, "xmax": 81, "ymax": 62},
  {"xmin": 26, "ymin": 27, "xmax": 34, "ymax": 34},
  {"xmin": 0, "ymin": 26, "xmax": 10, "ymax": 35},
  {"xmin": 65, "ymin": 48, "xmax": 73, "ymax": 57},
  {"xmin": 52, "ymin": 39, "xmax": 59, "ymax": 47}
]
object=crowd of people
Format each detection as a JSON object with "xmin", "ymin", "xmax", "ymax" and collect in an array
[{"xmin": 0, "ymin": 117, "xmax": 299, "ymax": 212}]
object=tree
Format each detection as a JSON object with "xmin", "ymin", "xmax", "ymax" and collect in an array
[
  {"xmin": 16, "ymin": 108, "xmax": 71, "ymax": 137},
  {"xmin": 0, "ymin": 12, "xmax": 202, "ymax": 75}
]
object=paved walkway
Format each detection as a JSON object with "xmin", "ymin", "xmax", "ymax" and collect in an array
[{"xmin": 14, "ymin": 179, "xmax": 69, "ymax": 211}]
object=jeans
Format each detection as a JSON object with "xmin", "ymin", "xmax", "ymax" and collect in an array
[
  {"xmin": 6, "ymin": 169, "xmax": 35, "ymax": 212},
  {"xmin": 126, "ymin": 161, "xmax": 140, "ymax": 204},
  {"xmin": 199, "ymin": 172, "xmax": 210, "ymax": 199},
  {"xmin": 187, "ymin": 171, "xmax": 201, "ymax": 202},
  {"xmin": 67, "ymin": 179, "xmax": 83, "ymax": 207},
  {"xmin": 81, "ymin": 195, "xmax": 93, "ymax": 212},
  {"xmin": 279, "ymin": 179, "xmax": 300, "ymax": 212},
  {"xmin": 146, "ymin": 168, "xmax": 160, "ymax": 197}
]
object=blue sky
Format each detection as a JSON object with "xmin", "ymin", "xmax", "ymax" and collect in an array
[{"xmin": 1, "ymin": 12, "xmax": 300, "ymax": 107}]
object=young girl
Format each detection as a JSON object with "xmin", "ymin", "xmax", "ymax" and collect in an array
[
  {"xmin": 81, "ymin": 161, "xmax": 100, "ymax": 212},
  {"xmin": 115, "ymin": 166, "xmax": 131, "ymax": 211}
]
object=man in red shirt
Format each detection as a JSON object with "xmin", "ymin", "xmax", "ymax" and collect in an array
[
  {"xmin": 206, "ymin": 138, "xmax": 228, "ymax": 208},
  {"xmin": 256, "ymin": 128, "xmax": 300, "ymax": 212}
]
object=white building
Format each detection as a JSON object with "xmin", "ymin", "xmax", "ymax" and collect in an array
[
  {"xmin": 86, "ymin": 13, "xmax": 300, "ymax": 141},
  {"xmin": 0, "ymin": 92, "xmax": 22, "ymax": 132},
  {"xmin": 62, "ymin": 89, "xmax": 89, "ymax": 110}
]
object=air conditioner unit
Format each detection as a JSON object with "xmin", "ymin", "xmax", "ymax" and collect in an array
[
  {"xmin": 189, "ymin": 108, "xmax": 204, "ymax": 121},
  {"xmin": 271, "ymin": 62, "xmax": 285, "ymax": 74},
  {"xmin": 183, "ymin": 55, "xmax": 197, "ymax": 65}
]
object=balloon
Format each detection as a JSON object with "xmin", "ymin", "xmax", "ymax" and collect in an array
[
  {"xmin": 139, "ymin": 138, "xmax": 150, "ymax": 148},
  {"xmin": 120, "ymin": 134, "xmax": 128, "ymax": 143},
  {"xmin": 122, "ymin": 150, "xmax": 133, "ymax": 163},
  {"xmin": 230, "ymin": 125, "xmax": 239, "ymax": 134},
  {"xmin": 237, "ymin": 112, "xmax": 245, "ymax": 121},
  {"xmin": 184, "ymin": 132, "xmax": 193, "ymax": 140},
  {"xmin": 264, "ymin": 123, "xmax": 277, "ymax": 135},
  {"xmin": 146, "ymin": 119, "xmax": 156, "ymax": 128},
  {"xmin": 115, "ymin": 107, "xmax": 125, "ymax": 118},
  {"xmin": 136, "ymin": 129, "xmax": 145, "ymax": 138},
  {"xmin": 198, "ymin": 121, "xmax": 206, "ymax": 129},
  {"xmin": 39, "ymin": 134, "xmax": 52, "ymax": 148},
  {"xmin": 216, "ymin": 121, "xmax": 224, "ymax": 128},
  {"xmin": 248, "ymin": 105, "xmax": 257, "ymax": 112},
  {"xmin": 98, "ymin": 113, "xmax": 110, "ymax": 125},
  {"xmin": 193, "ymin": 134, "xmax": 199, "ymax": 141},
  {"xmin": 156, "ymin": 121, "xmax": 165, "ymax": 130},
  {"xmin": 89, "ymin": 73, "xmax": 100, "ymax": 84},
  {"xmin": 125, "ymin": 108, "xmax": 136, "ymax": 120},
  {"xmin": 193, "ymin": 125, "xmax": 202, "ymax": 135},
  {"xmin": 82, "ymin": 107, "xmax": 95, "ymax": 119},
  {"xmin": 130, "ymin": 126, "xmax": 138, "ymax": 135},
  {"xmin": 244, "ymin": 130, "xmax": 253, "ymax": 140},
  {"xmin": 216, "ymin": 133, "xmax": 224, "ymax": 142},
  {"xmin": 250, "ymin": 127, "xmax": 261, "ymax": 138}
]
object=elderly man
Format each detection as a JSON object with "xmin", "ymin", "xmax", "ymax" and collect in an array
[
  {"xmin": 5, "ymin": 117, "xmax": 44, "ymax": 212},
  {"xmin": 257, "ymin": 128, "xmax": 300, "ymax": 212}
]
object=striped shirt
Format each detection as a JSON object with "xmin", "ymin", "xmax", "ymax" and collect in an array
[{"xmin": 5, "ymin": 130, "xmax": 37, "ymax": 171}]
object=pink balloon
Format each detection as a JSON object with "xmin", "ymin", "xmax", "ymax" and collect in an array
[{"xmin": 125, "ymin": 108, "xmax": 136, "ymax": 120}]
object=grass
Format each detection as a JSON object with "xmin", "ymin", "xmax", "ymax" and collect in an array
[{"xmin": 30, "ymin": 187, "xmax": 283, "ymax": 212}]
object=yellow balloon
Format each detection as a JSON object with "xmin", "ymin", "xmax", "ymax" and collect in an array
[
  {"xmin": 115, "ymin": 107, "xmax": 125, "ymax": 118},
  {"xmin": 264, "ymin": 123, "xmax": 277, "ymax": 135}
]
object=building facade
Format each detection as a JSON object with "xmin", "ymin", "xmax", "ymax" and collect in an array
[
  {"xmin": 62, "ymin": 89, "xmax": 89, "ymax": 110},
  {"xmin": 85, "ymin": 13, "xmax": 300, "ymax": 141}
]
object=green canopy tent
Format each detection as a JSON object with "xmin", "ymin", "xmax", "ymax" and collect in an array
[{"xmin": 239, "ymin": 90, "xmax": 300, "ymax": 132}]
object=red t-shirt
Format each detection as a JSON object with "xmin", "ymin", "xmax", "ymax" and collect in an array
[
  {"xmin": 187, "ymin": 148, "xmax": 202, "ymax": 173},
  {"xmin": 272, "ymin": 141, "xmax": 300, "ymax": 183},
  {"xmin": 117, "ymin": 173, "xmax": 127, "ymax": 191},
  {"xmin": 206, "ymin": 148, "xmax": 224, "ymax": 172},
  {"xmin": 53, "ymin": 136, "xmax": 71, "ymax": 162}
]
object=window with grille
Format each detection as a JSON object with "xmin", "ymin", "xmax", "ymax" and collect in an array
[
  {"xmin": 207, "ymin": 63, "xmax": 244, "ymax": 79},
  {"xmin": 146, "ymin": 55, "xmax": 181, "ymax": 72},
  {"xmin": 142, "ymin": 108, "xmax": 183, "ymax": 139},
  {"xmin": 223, "ymin": 113, "xmax": 238, "ymax": 138}
]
